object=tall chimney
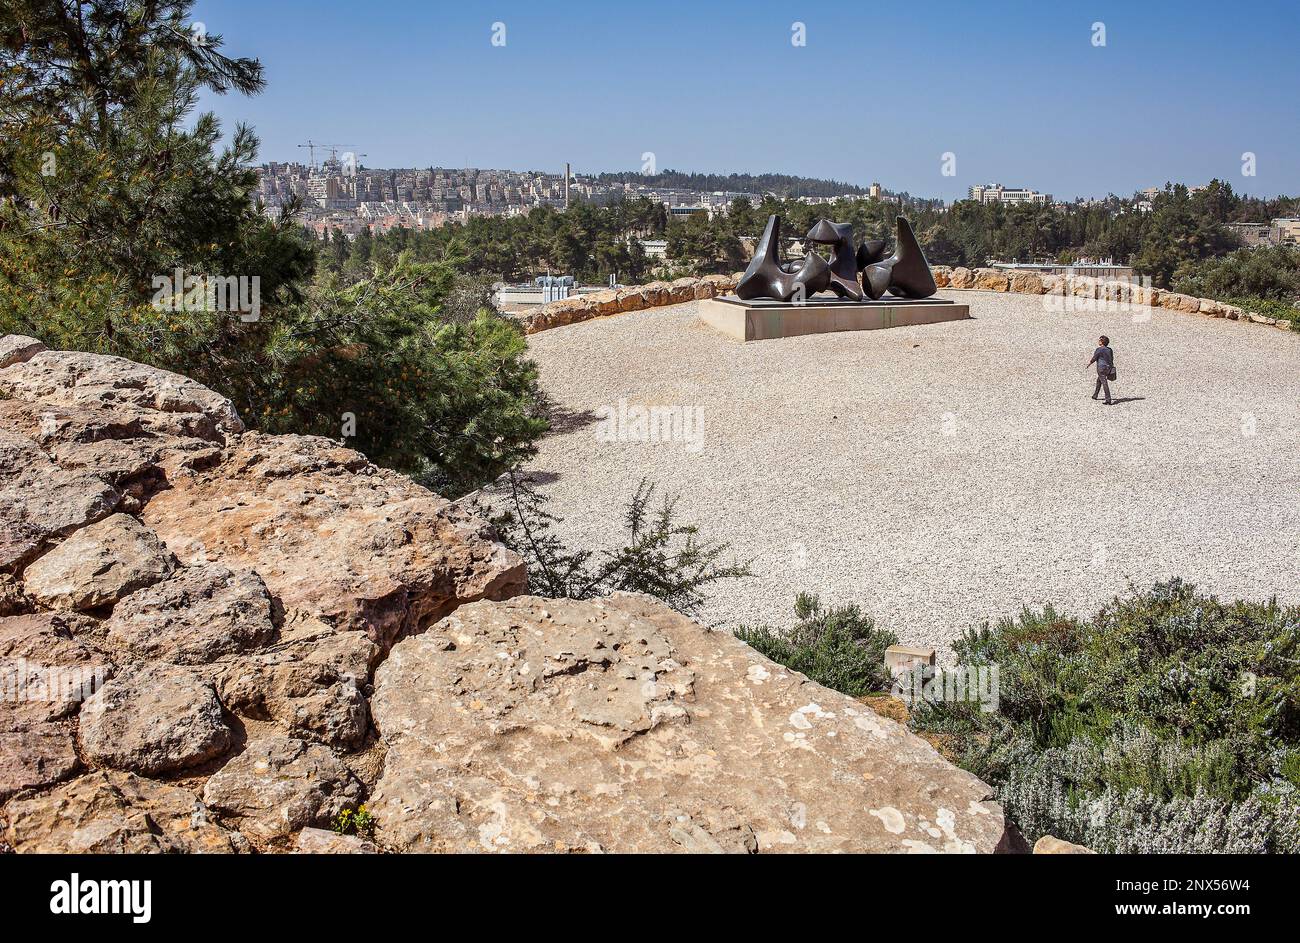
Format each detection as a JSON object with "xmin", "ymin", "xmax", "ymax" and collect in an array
[{"xmin": 564, "ymin": 163, "xmax": 570, "ymax": 210}]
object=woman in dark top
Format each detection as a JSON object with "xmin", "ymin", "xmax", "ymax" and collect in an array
[{"xmin": 1087, "ymin": 335, "xmax": 1115, "ymax": 405}]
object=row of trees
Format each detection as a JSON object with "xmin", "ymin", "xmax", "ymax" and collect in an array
[
  {"xmin": 337, "ymin": 180, "xmax": 1297, "ymax": 293},
  {"xmin": 590, "ymin": 168, "xmax": 868, "ymax": 199},
  {"xmin": 0, "ymin": 0, "xmax": 544, "ymax": 496}
]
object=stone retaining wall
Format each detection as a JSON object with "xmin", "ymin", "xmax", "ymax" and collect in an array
[
  {"xmin": 513, "ymin": 267, "xmax": 1295, "ymax": 335},
  {"xmin": 933, "ymin": 266, "xmax": 1294, "ymax": 331},
  {"xmin": 512, "ymin": 274, "xmax": 741, "ymax": 333}
]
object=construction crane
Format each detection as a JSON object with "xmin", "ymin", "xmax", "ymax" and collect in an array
[{"xmin": 297, "ymin": 141, "xmax": 359, "ymax": 170}]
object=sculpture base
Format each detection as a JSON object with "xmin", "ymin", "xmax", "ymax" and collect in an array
[{"xmin": 699, "ymin": 295, "xmax": 970, "ymax": 342}]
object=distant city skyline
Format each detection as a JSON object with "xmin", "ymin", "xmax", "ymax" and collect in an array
[{"xmin": 194, "ymin": 0, "xmax": 1300, "ymax": 202}]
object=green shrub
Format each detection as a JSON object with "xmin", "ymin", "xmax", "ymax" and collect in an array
[
  {"xmin": 1222, "ymin": 296, "xmax": 1300, "ymax": 328},
  {"xmin": 735, "ymin": 593, "xmax": 898, "ymax": 697},
  {"xmin": 479, "ymin": 470, "xmax": 750, "ymax": 618},
  {"xmin": 911, "ymin": 579, "xmax": 1300, "ymax": 853},
  {"xmin": 331, "ymin": 805, "xmax": 376, "ymax": 841},
  {"xmin": 1172, "ymin": 246, "xmax": 1300, "ymax": 302}
]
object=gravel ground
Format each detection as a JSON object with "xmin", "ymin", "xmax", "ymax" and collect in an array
[{"xmin": 502, "ymin": 291, "xmax": 1300, "ymax": 655}]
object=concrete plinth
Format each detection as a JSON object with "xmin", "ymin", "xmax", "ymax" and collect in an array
[{"xmin": 699, "ymin": 295, "xmax": 970, "ymax": 342}]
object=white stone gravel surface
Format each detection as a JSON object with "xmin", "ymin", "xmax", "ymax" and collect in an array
[{"xmin": 507, "ymin": 291, "xmax": 1300, "ymax": 655}]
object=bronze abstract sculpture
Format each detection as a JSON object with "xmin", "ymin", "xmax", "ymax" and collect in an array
[
  {"xmin": 805, "ymin": 218, "xmax": 864, "ymax": 300},
  {"xmin": 735, "ymin": 215, "xmax": 829, "ymax": 301},
  {"xmin": 861, "ymin": 216, "xmax": 939, "ymax": 300},
  {"xmin": 735, "ymin": 213, "xmax": 937, "ymax": 303}
]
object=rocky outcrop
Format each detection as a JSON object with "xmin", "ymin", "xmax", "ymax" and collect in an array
[
  {"xmin": 0, "ymin": 428, "xmax": 120, "ymax": 571},
  {"xmin": 1, "ymin": 337, "xmax": 526, "ymax": 851},
  {"xmin": 0, "ymin": 344, "xmax": 242, "ymax": 439},
  {"xmin": 104, "ymin": 564, "xmax": 276, "ymax": 665},
  {"xmin": 368, "ymin": 593, "xmax": 1020, "ymax": 854},
  {"xmin": 1, "ymin": 335, "xmax": 1022, "ymax": 854},
  {"xmin": 0, "ymin": 612, "xmax": 110, "ymax": 802}
]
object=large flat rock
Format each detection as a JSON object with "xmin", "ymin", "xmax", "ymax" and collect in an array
[{"xmin": 369, "ymin": 593, "xmax": 1020, "ymax": 853}]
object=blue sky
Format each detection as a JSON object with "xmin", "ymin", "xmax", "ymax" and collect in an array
[{"xmin": 193, "ymin": 0, "xmax": 1300, "ymax": 201}]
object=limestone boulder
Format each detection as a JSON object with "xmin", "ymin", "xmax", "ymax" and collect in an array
[
  {"xmin": 217, "ymin": 653, "xmax": 370, "ymax": 750},
  {"xmin": 0, "ymin": 398, "xmax": 224, "ymax": 494},
  {"xmin": 703, "ymin": 274, "xmax": 737, "ymax": 294},
  {"xmin": 369, "ymin": 593, "xmax": 1019, "ymax": 854},
  {"xmin": 1129, "ymin": 284, "xmax": 1158, "ymax": 306},
  {"xmin": 668, "ymin": 277, "xmax": 698, "ymax": 303},
  {"xmin": 973, "ymin": 268, "xmax": 1010, "ymax": 291},
  {"xmin": 692, "ymin": 279, "xmax": 717, "ymax": 300},
  {"xmin": 201, "ymin": 737, "xmax": 363, "ymax": 844},
  {"xmin": 0, "ymin": 429, "xmax": 119, "ymax": 570},
  {"xmin": 79, "ymin": 664, "xmax": 232, "ymax": 775},
  {"xmin": 0, "ymin": 613, "xmax": 104, "ymax": 800},
  {"xmin": 583, "ymin": 289, "xmax": 620, "ymax": 315},
  {"xmin": 0, "ymin": 334, "xmax": 46, "ymax": 369},
  {"xmin": 0, "ymin": 701, "xmax": 80, "ymax": 803},
  {"xmin": 1070, "ymin": 276, "xmax": 1100, "ymax": 299},
  {"xmin": 522, "ymin": 297, "xmax": 590, "ymax": 333},
  {"xmin": 1160, "ymin": 292, "xmax": 1200, "ymax": 313},
  {"xmin": 23, "ymin": 513, "xmax": 176, "ymax": 611},
  {"xmin": 615, "ymin": 288, "xmax": 645, "ymax": 312},
  {"xmin": 4, "ymin": 770, "xmax": 243, "ymax": 853},
  {"xmin": 295, "ymin": 827, "xmax": 377, "ymax": 854},
  {"xmin": 0, "ymin": 612, "xmax": 112, "ymax": 719},
  {"xmin": 1034, "ymin": 835, "xmax": 1096, "ymax": 854},
  {"xmin": 214, "ymin": 617, "xmax": 374, "ymax": 749},
  {"xmin": 0, "ymin": 347, "xmax": 242, "ymax": 441},
  {"xmin": 639, "ymin": 282, "xmax": 670, "ymax": 306},
  {"xmin": 930, "ymin": 266, "xmax": 952, "ymax": 288},
  {"xmin": 141, "ymin": 433, "xmax": 525, "ymax": 648},
  {"xmin": 104, "ymin": 564, "xmax": 275, "ymax": 665},
  {"xmin": 948, "ymin": 267, "xmax": 975, "ymax": 289},
  {"xmin": 1038, "ymin": 273, "xmax": 1065, "ymax": 296},
  {"xmin": 1008, "ymin": 272, "xmax": 1045, "ymax": 294}
]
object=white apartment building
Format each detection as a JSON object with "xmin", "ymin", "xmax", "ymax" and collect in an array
[{"xmin": 968, "ymin": 183, "xmax": 1052, "ymax": 206}]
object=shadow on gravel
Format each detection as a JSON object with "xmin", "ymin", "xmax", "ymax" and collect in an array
[
  {"xmin": 1107, "ymin": 396, "xmax": 1146, "ymax": 405},
  {"xmin": 542, "ymin": 398, "xmax": 602, "ymax": 435}
]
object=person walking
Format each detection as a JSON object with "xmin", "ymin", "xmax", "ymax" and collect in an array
[{"xmin": 1087, "ymin": 335, "xmax": 1116, "ymax": 405}]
